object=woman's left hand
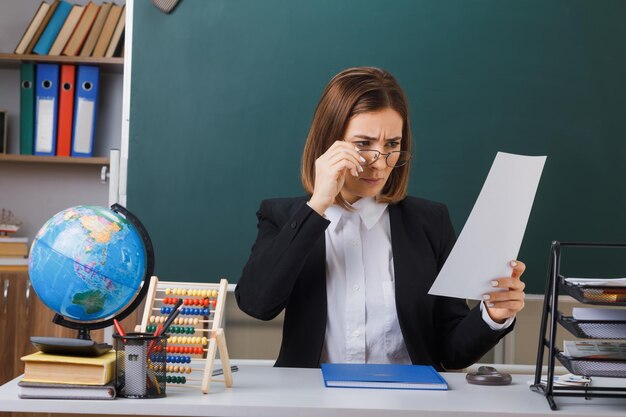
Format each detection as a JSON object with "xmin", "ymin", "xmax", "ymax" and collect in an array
[{"xmin": 484, "ymin": 260, "xmax": 526, "ymax": 323}]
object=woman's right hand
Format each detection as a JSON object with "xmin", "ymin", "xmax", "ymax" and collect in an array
[{"xmin": 308, "ymin": 141, "xmax": 364, "ymax": 215}]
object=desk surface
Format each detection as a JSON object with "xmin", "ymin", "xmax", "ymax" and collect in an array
[{"xmin": 1, "ymin": 365, "xmax": 626, "ymax": 417}]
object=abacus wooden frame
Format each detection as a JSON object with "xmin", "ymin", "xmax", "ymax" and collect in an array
[{"xmin": 138, "ymin": 276, "xmax": 233, "ymax": 394}]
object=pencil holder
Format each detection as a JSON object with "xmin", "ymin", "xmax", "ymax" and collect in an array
[{"xmin": 113, "ymin": 333, "xmax": 167, "ymax": 398}]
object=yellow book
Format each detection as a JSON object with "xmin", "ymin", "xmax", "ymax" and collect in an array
[
  {"xmin": 79, "ymin": 2, "xmax": 112, "ymax": 57},
  {"xmin": 105, "ymin": 6, "xmax": 125, "ymax": 58},
  {"xmin": 92, "ymin": 4, "xmax": 123, "ymax": 58},
  {"xmin": 21, "ymin": 351, "xmax": 115, "ymax": 386},
  {"xmin": 48, "ymin": 5, "xmax": 84, "ymax": 56}
]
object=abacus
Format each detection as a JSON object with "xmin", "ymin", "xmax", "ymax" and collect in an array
[{"xmin": 137, "ymin": 276, "xmax": 233, "ymax": 394}]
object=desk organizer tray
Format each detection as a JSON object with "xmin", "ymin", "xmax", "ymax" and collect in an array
[
  {"xmin": 559, "ymin": 277, "xmax": 626, "ymax": 306},
  {"xmin": 556, "ymin": 353, "xmax": 626, "ymax": 378},
  {"xmin": 558, "ymin": 314, "xmax": 626, "ymax": 339}
]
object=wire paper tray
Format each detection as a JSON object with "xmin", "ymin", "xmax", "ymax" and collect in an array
[
  {"xmin": 556, "ymin": 353, "xmax": 626, "ymax": 378},
  {"xmin": 559, "ymin": 277, "xmax": 626, "ymax": 306},
  {"xmin": 558, "ymin": 314, "xmax": 626, "ymax": 339}
]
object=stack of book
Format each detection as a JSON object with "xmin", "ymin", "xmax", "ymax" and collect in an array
[
  {"xmin": 19, "ymin": 351, "xmax": 117, "ymax": 400},
  {"xmin": 0, "ymin": 236, "xmax": 29, "ymax": 266},
  {"xmin": 14, "ymin": 1, "xmax": 126, "ymax": 58}
]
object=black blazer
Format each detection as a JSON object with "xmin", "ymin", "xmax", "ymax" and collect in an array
[{"xmin": 235, "ymin": 196, "xmax": 513, "ymax": 370}]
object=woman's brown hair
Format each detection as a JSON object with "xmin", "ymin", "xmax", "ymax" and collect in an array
[{"xmin": 301, "ymin": 67, "xmax": 411, "ymax": 208}]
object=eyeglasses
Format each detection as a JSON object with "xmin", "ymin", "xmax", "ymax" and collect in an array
[{"xmin": 357, "ymin": 150, "xmax": 411, "ymax": 168}]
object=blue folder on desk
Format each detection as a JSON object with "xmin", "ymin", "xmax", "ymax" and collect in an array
[{"xmin": 321, "ymin": 363, "xmax": 448, "ymax": 390}]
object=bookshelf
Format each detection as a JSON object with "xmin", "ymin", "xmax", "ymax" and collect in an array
[
  {"xmin": 0, "ymin": 0, "xmax": 125, "ymax": 232},
  {"xmin": 0, "ymin": 53, "xmax": 123, "ymax": 73},
  {"xmin": 0, "ymin": 154, "xmax": 109, "ymax": 165},
  {"xmin": 0, "ymin": 1, "xmax": 126, "ymax": 391}
]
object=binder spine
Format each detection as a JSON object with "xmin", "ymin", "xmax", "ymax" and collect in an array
[
  {"xmin": 71, "ymin": 65, "xmax": 99, "ymax": 157},
  {"xmin": 34, "ymin": 64, "xmax": 60, "ymax": 156}
]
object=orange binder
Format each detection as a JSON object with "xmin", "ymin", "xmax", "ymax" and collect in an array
[{"xmin": 56, "ymin": 65, "xmax": 75, "ymax": 157}]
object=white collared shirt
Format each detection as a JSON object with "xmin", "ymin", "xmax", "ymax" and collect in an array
[{"xmin": 316, "ymin": 197, "xmax": 512, "ymax": 365}]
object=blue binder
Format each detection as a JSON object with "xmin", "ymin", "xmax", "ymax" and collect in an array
[
  {"xmin": 34, "ymin": 64, "xmax": 60, "ymax": 156},
  {"xmin": 71, "ymin": 66, "xmax": 99, "ymax": 157},
  {"xmin": 33, "ymin": 1, "xmax": 73, "ymax": 55}
]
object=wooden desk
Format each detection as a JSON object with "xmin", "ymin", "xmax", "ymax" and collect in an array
[{"xmin": 1, "ymin": 364, "xmax": 626, "ymax": 416}]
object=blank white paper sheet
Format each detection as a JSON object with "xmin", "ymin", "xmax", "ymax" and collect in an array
[{"xmin": 428, "ymin": 152, "xmax": 547, "ymax": 300}]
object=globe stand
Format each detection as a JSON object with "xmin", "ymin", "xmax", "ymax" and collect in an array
[
  {"xmin": 51, "ymin": 315, "xmax": 93, "ymax": 340},
  {"xmin": 30, "ymin": 204, "xmax": 155, "ymax": 356}
]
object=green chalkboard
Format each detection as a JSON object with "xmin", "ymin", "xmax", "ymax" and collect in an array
[{"xmin": 128, "ymin": 0, "xmax": 626, "ymax": 292}]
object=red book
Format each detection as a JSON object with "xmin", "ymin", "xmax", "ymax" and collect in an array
[{"xmin": 56, "ymin": 65, "xmax": 75, "ymax": 157}]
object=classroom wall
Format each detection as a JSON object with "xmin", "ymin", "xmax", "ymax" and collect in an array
[{"xmin": 128, "ymin": 0, "xmax": 626, "ymax": 294}]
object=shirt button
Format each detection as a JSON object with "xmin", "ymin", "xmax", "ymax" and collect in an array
[
  {"xmin": 352, "ymin": 330, "xmax": 360, "ymax": 337},
  {"xmin": 290, "ymin": 221, "xmax": 297, "ymax": 229},
  {"xmin": 353, "ymin": 284, "xmax": 360, "ymax": 291},
  {"xmin": 351, "ymin": 240, "xmax": 358, "ymax": 247}
]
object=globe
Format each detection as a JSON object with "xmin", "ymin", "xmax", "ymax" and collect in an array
[{"xmin": 28, "ymin": 204, "xmax": 154, "ymax": 338}]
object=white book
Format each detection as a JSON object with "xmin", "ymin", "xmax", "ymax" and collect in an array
[
  {"xmin": 572, "ymin": 307, "xmax": 626, "ymax": 322},
  {"xmin": 0, "ymin": 257, "xmax": 28, "ymax": 266},
  {"xmin": 563, "ymin": 340, "xmax": 626, "ymax": 360},
  {"xmin": 565, "ymin": 277, "xmax": 626, "ymax": 287},
  {"xmin": 0, "ymin": 237, "xmax": 29, "ymax": 243}
]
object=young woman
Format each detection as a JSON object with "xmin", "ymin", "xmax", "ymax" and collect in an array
[{"xmin": 235, "ymin": 67, "xmax": 526, "ymax": 370}]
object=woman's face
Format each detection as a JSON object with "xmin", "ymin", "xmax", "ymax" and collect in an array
[{"xmin": 340, "ymin": 108, "xmax": 404, "ymax": 204}]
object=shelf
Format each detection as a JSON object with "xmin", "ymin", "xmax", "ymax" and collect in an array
[
  {"xmin": 558, "ymin": 313, "xmax": 626, "ymax": 339},
  {"xmin": 533, "ymin": 242, "xmax": 626, "ymax": 410},
  {"xmin": 0, "ymin": 154, "xmax": 109, "ymax": 165},
  {"xmin": 560, "ymin": 276, "xmax": 626, "ymax": 306},
  {"xmin": 557, "ymin": 352, "xmax": 626, "ymax": 378},
  {"xmin": 0, "ymin": 53, "xmax": 123, "ymax": 73}
]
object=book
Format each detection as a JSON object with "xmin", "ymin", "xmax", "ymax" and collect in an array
[
  {"xmin": 24, "ymin": 0, "xmax": 61, "ymax": 55},
  {"xmin": 21, "ymin": 351, "xmax": 116, "ymax": 385},
  {"xmin": 62, "ymin": 2, "xmax": 99, "ymax": 57},
  {"xmin": 530, "ymin": 373, "xmax": 591, "ymax": 387},
  {"xmin": 0, "ymin": 257, "xmax": 29, "ymax": 266},
  {"xmin": 105, "ymin": 6, "xmax": 125, "ymax": 58},
  {"xmin": 563, "ymin": 341, "xmax": 626, "ymax": 360},
  {"xmin": 321, "ymin": 363, "xmax": 448, "ymax": 390},
  {"xmin": 49, "ymin": 5, "xmax": 84, "ymax": 56},
  {"xmin": 0, "ymin": 236, "xmax": 28, "ymax": 257},
  {"xmin": 14, "ymin": 1, "xmax": 51, "ymax": 55},
  {"xmin": 92, "ymin": 4, "xmax": 123, "ymax": 58},
  {"xmin": 0, "ymin": 242, "xmax": 28, "ymax": 257},
  {"xmin": 572, "ymin": 307, "xmax": 626, "ymax": 322},
  {"xmin": 33, "ymin": 0, "xmax": 73, "ymax": 55},
  {"xmin": 565, "ymin": 277, "xmax": 626, "ymax": 287},
  {"xmin": 79, "ymin": 2, "xmax": 112, "ymax": 57},
  {"xmin": 18, "ymin": 381, "xmax": 116, "ymax": 400},
  {"xmin": 0, "ymin": 237, "xmax": 28, "ymax": 243}
]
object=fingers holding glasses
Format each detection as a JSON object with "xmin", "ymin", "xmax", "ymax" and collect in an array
[
  {"xmin": 324, "ymin": 141, "xmax": 365, "ymax": 176},
  {"xmin": 309, "ymin": 142, "xmax": 366, "ymax": 214}
]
